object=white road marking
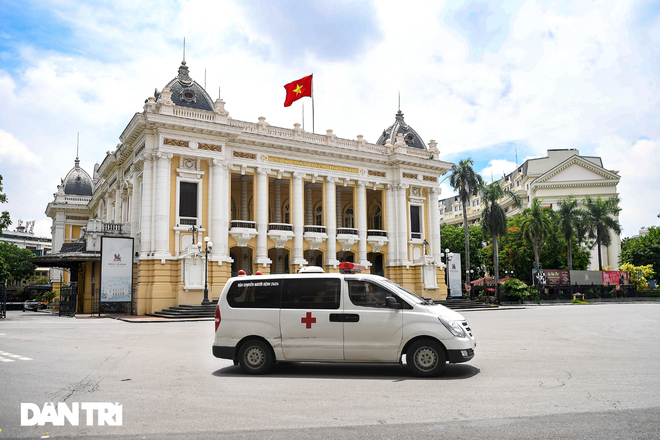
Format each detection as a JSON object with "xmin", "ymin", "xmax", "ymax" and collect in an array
[
  {"xmin": 0, "ymin": 356, "xmax": 14, "ymax": 362},
  {"xmin": 0, "ymin": 350, "xmax": 32, "ymax": 361}
]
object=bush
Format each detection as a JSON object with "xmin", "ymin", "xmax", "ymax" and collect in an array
[{"xmin": 503, "ymin": 278, "xmax": 534, "ymax": 301}]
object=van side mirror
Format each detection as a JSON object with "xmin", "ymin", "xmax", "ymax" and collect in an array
[{"xmin": 386, "ymin": 297, "xmax": 403, "ymax": 309}]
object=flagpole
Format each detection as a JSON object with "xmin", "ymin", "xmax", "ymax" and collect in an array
[
  {"xmin": 311, "ymin": 74, "xmax": 315, "ymax": 134},
  {"xmin": 302, "ymin": 103, "xmax": 305, "ymax": 131}
]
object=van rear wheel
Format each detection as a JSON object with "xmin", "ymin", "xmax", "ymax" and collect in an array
[
  {"xmin": 407, "ymin": 339, "xmax": 446, "ymax": 377},
  {"xmin": 238, "ymin": 339, "xmax": 273, "ymax": 375}
]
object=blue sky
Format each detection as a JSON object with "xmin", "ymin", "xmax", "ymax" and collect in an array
[{"xmin": 1, "ymin": 0, "xmax": 659, "ymax": 239}]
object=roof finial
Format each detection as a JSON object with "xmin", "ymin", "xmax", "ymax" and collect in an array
[
  {"xmin": 75, "ymin": 132, "xmax": 80, "ymax": 167},
  {"xmin": 398, "ymin": 91, "xmax": 400, "ymax": 111},
  {"xmin": 183, "ymin": 37, "xmax": 186, "ymax": 63}
]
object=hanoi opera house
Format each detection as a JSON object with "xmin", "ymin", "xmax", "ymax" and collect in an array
[{"xmin": 44, "ymin": 60, "xmax": 454, "ymax": 315}]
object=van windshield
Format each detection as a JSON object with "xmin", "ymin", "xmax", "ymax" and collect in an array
[{"xmin": 377, "ymin": 279, "xmax": 427, "ymax": 304}]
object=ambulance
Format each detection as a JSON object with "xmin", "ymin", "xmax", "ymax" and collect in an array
[{"xmin": 212, "ymin": 263, "xmax": 476, "ymax": 377}]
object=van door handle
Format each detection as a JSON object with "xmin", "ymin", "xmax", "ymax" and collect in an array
[{"xmin": 329, "ymin": 314, "xmax": 360, "ymax": 323}]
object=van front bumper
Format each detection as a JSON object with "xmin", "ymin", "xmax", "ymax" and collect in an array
[
  {"xmin": 213, "ymin": 345, "xmax": 235, "ymax": 360},
  {"xmin": 447, "ymin": 348, "xmax": 475, "ymax": 363}
]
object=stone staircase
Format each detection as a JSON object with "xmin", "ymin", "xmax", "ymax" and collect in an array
[
  {"xmin": 435, "ymin": 299, "xmax": 499, "ymax": 310},
  {"xmin": 147, "ymin": 303, "xmax": 217, "ymax": 319}
]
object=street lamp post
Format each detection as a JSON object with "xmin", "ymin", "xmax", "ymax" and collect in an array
[
  {"xmin": 198, "ymin": 236, "xmax": 213, "ymax": 306},
  {"xmin": 444, "ymin": 248, "xmax": 452, "ymax": 297}
]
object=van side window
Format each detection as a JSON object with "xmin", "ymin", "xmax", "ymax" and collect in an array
[
  {"xmin": 348, "ymin": 281, "xmax": 392, "ymax": 308},
  {"xmin": 226, "ymin": 279, "xmax": 282, "ymax": 308},
  {"xmin": 281, "ymin": 278, "xmax": 341, "ymax": 309}
]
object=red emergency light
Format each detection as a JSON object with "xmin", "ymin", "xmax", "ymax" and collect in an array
[{"xmin": 338, "ymin": 262, "xmax": 365, "ymax": 273}]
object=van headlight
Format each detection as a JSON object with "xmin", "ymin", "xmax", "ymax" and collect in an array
[{"xmin": 439, "ymin": 317, "xmax": 466, "ymax": 337}]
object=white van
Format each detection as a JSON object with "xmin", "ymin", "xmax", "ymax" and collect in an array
[{"xmin": 212, "ymin": 264, "xmax": 476, "ymax": 377}]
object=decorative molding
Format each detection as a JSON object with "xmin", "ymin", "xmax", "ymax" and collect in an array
[
  {"xmin": 369, "ymin": 170, "xmax": 386, "ymax": 178},
  {"xmin": 403, "ymin": 172, "xmax": 418, "ymax": 179},
  {"xmin": 233, "ymin": 151, "xmax": 257, "ymax": 160},
  {"xmin": 199, "ymin": 143, "xmax": 222, "ymax": 152},
  {"xmin": 164, "ymin": 138, "xmax": 189, "ymax": 148},
  {"xmin": 66, "ymin": 216, "xmax": 90, "ymax": 221},
  {"xmin": 134, "ymin": 143, "xmax": 145, "ymax": 157},
  {"xmin": 423, "ymin": 175, "xmax": 437, "ymax": 182}
]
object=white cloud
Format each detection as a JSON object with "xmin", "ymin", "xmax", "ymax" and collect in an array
[
  {"xmin": 479, "ymin": 159, "xmax": 519, "ymax": 182},
  {"xmin": 595, "ymin": 136, "xmax": 660, "ymax": 237},
  {"xmin": 0, "ymin": 129, "xmax": 40, "ymax": 165}
]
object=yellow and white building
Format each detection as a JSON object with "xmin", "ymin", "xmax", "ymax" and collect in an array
[{"xmin": 44, "ymin": 60, "xmax": 454, "ymax": 315}]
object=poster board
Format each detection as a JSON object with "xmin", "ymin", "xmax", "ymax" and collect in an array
[
  {"xmin": 100, "ymin": 236, "xmax": 134, "ymax": 303},
  {"xmin": 448, "ymin": 253, "xmax": 462, "ymax": 297}
]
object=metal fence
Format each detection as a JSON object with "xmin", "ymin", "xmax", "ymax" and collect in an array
[{"xmin": 58, "ymin": 283, "xmax": 78, "ymax": 317}]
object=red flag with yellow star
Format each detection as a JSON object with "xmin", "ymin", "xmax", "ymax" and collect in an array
[{"xmin": 284, "ymin": 74, "xmax": 313, "ymax": 107}]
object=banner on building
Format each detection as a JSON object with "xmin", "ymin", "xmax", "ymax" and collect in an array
[
  {"xmin": 545, "ymin": 269, "xmax": 570, "ymax": 286},
  {"xmin": 100, "ymin": 236, "xmax": 134, "ymax": 303},
  {"xmin": 602, "ymin": 270, "xmax": 629, "ymax": 285},
  {"xmin": 448, "ymin": 253, "xmax": 462, "ymax": 297}
]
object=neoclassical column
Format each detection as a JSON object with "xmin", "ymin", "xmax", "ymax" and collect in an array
[
  {"xmin": 255, "ymin": 167, "xmax": 272, "ymax": 266},
  {"xmin": 154, "ymin": 151, "xmax": 173, "ymax": 256},
  {"xmin": 385, "ymin": 184, "xmax": 397, "ymax": 265},
  {"xmin": 336, "ymin": 187, "xmax": 342, "ymax": 228},
  {"xmin": 305, "ymin": 183, "xmax": 313, "ymax": 225},
  {"xmin": 130, "ymin": 169, "xmax": 141, "ymax": 239},
  {"xmin": 325, "ymin": 177, "xmax": 339, "ymax": 266},
  {"xmin": 274, "ymin": 180, "xmax": 282, "ymax": 223},
  {"xmin": 357, "ymin": 180, "xmax": 368, "ymax": 265},
  {"xmin": 397, "ymin": 183, "xmax": 409, "ymax": 263},
  {"xmin": 291, "ymin": 172, "xmax": 307, "ymax": 266},
  {"xmin": 115, "ymin": 184, "xmax": 122, "ymax": 223},
  {"xmin": 428, "ymin": 187, "xmax": 442, "ymax": 263},
  {"xmin": 139, "ymin": 155, "xmax": 154, "ymax": 257},
  {"xmin": 240, "ymin": 176, "xmax": 248, "ymax": 221},
  {"xmin": 210, "ymin": 159, "xmax": 230, "ymax": 260}
]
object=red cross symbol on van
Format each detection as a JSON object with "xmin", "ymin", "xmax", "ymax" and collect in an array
[{"xmin": 301, "ymin": 312, "xmax": 317, "ymax": 329}]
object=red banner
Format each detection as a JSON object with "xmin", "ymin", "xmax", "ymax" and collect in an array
[{"xmin": 602, "ymin": 271, "xmax": 629, "ymax": 285}]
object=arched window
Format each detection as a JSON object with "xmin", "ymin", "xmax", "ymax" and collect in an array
[
  {"xmin": 344, "ymin": 205, "xmax": 354, "ymax": 229},
  {"xmin": 314, "ymin": 202, "xmax": 323, "ymax": 226},
  {"xmin": 368, "ymin": 202, "xmax": 382, "ymax": 230},
  {"xmin": 283, "ymin": 200, "xmax": 290, "ymax": 224}
]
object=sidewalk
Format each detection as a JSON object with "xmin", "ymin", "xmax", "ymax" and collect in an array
[{"xmin": 38, "ymin": 310, "xmax": 214, "ymax": 323}]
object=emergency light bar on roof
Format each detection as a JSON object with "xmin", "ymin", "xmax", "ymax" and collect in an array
[{"xmin": 338, "ymin": 262, "xmax": 366, "ymax": 274}]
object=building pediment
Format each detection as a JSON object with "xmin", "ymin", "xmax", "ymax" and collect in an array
[{"xmin": 532, "ymin": 156, "xmax": 619, "ymax": 188}]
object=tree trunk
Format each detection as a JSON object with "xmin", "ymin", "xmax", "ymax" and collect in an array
[
  {"xmin": 493, "ymin": 233, "xmax": 500, "ymax": 303},
  {"xmin": 567, "ymin": 237, "xmax": 573, "ymax": 270},
  {"xmin": 597, "ymin": 235, "xmax": 603, "ymax": 271},
  {"xmin": 462, "ymin": 204, "xmax": 470, "ymax": 285}
]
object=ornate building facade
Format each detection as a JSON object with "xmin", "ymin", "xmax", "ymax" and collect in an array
[
  {"xmin": 45, "ymin": 60, "xmax": 454, "ymax": 315},
  {"xmin": 439, "ymin": 149, "xmax": 621, "ymax": 269}
]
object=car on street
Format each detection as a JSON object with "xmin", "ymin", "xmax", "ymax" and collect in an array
[{"xmin": 23, "ymin": 300, "xmax": 41, "ymax": 312}]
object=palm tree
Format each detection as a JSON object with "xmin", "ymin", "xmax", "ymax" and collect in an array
[
  {"xmin": 557, "ymin": 196, "xmax": 587, "ymax": 270},
  {"xmin": 449, "ymin": 158, "xmax": 484, "ymax": 285},
  {"xmin": 583, "ymin": 195, "xmax": 622, "ymax": 270},
  {"xmin": 520, "ymin": 199, "xmax": 552, "ymax": 275},
  {"xmin": 480, "ymin": 182, "xmax": 521, "ymax": 302}
]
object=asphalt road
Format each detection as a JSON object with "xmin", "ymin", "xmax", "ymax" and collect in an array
[{"xmin": 1, "ymin": 303, "xmax": 659, "ymax": 439}]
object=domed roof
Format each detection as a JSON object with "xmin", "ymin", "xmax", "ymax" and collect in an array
[
  {"xmin": 158, "ymin": 61, "xmax": 214, "ymax": 112},
  {"xmin": 63, "ymin": 157, "xmax": 93, "ymax": 196},
  {"xmin": 376, "ymin": 109, "xmax": 428, "ymax": 150}
]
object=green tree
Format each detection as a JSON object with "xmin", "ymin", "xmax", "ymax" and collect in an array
[
  {"xmin": 479, "ymin": 182, "xmax": 521, "ymax": 301},
  {"xmin": 556, "ymin": 196, "xmax": 587, "ymax": 270},
  {"xmin": 521, "ymin": 199, "xmax": 553, "ymax": 275},
  {"xmin": 0, "ymin": 174, "xmax": 11, "ymax": 230},
  {"xmin": 440, "ymin": 224, "xmax": 486, "ymax": 279},
  {"xmin": 620, "ymin": 226, "xmax": 660, "ymax": 279},
  {"xmin": 583, "ymin": 196, "xmax": 622, "ymax": 270},
  {"xmin": 0, "ymin": 242, "xmax": 36, "ymax": 285},
  {"xmin": 620, "ymin": 263, "xmax": 654, "ymax": 291},
  {"xmin": 448, "ymin": 158, "xmax": 484, "ymax": 285}
]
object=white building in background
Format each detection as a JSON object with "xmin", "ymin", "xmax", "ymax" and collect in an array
[{"xmin": 439, "ymin": 149, "xmax": 621, "ymax": 270}]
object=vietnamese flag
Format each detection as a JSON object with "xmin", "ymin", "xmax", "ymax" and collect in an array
[{"xmin": 284, "ymin": 74, "xmax": 313, "ymax": 107}]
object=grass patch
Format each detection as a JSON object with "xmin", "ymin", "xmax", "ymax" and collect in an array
[{"xmin": 571, "ymin": 298, "xmax": 590, "ymax": 304}]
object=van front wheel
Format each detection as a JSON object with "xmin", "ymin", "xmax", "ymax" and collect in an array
[
  {"xmin": 238, "ymin": 339, "xmax": 273, "ymax": 375},
  {"xmin": 407, "ymin": 340, "xmax": 446, "ymax": 377}
]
